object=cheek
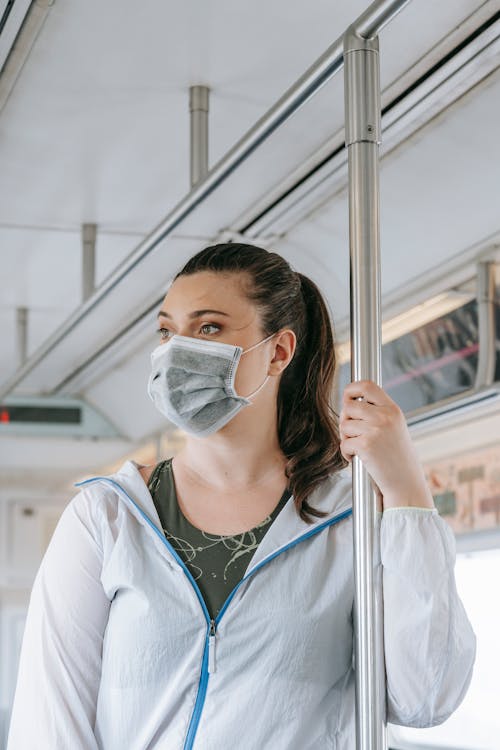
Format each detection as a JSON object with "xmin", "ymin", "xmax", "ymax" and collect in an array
[{"xmin": 233, "ymin": 355, "xmax": 266, "ymax": 397}]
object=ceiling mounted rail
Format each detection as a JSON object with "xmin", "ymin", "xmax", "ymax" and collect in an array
[
  {"xmin": 239, "ymin": 8, "xmax": 500, "ymax": 239},
  {"xmin": 0, "ymin": 0, "xmax": 411, "ymax": 402}
]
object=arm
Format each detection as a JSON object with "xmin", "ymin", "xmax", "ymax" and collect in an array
[
  {"xmin": 381, "ymin": 507, "xmax": 477, "ymax": 728},
  {"xmin": 340, "ymin": 380, "xmax": 477, "ymax": 725},
  {"xmin": 6, "ymin": 488, "xmax": 111, "ymax": 749}
]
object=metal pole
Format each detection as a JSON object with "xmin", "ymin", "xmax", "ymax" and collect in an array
[
  {"xmin": 190, "ymin": 86, "xmax": 209, "ymax": 187},
  {"xmin": 16, "ymin": 307, "xmax": 28, "ymax": 367},
  {"xmin": 344, "ymin": 25, "xmax": 386, "ymax": 750},
  {"xmin": 156, "ymin": 431, "xmax": 163, "ymax": 463},
  {"xmin": 0, "ymin": 0, "xmax": 412, "ymax": 402},
  {"xmin": 354, "ymin": 0, "xmax": 412, "ymax": 38},
  {"xmin": 82, "ymin": 223, "xmax": 97, "ymax": 302},
  {"xmin": 474, "ymin": 260, "xmax": 496, "ymax": 389}
]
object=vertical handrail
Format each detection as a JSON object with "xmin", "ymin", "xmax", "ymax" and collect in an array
[{"xmin": 344, "ymin": 25, "xmax": 387, "ymax": 750}]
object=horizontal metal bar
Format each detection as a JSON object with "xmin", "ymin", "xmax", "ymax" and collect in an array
[
  {"xmin": 51, "ymin": 295, "xmax": 162, "ymax": 394},
  {"xmin": 355, "ymin": 0, "xmax": 412, "ymax": 39},
  {"xmin": 0, "ymin": 0, "xmax": 412, "ymax": 401},
  {"xmin": 406, "ymin": 382, "xmax": 500, "ymax": 429}
]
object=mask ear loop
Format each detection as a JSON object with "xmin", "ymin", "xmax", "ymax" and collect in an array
[
  {"xmin": 244, "ymin": 374, "xmax": 271, "ymax": 400},
  {"xmin": 240, "ymin": 332, "xmax": 276, "ymax": 355},
  {"xmin": 240, "ymin": 332, "xmax": 276, "ymax": 399}
]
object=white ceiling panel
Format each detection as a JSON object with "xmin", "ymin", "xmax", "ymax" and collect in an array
[
  {"xmin": 84, "ymin": 339, "xmax": 169, "ymax": 442},
  {"xmin": 0, "ymin": 229, "xmax": 146, "ymax": 384},
  {"xmin": 0, "ymin": 0, "xmax": 488, "ymax": 236},
  {"xmin": 275, "ymin": 65, "xmax": 500, "ymax": 327},
  {"xmin": 1, "ymin": 228, "xmax": 80, "ymax": 309},
  {"xmin": 9, "ymin": 235, "xmax": 205, "ymax": 393},
  {"xmin": 0, "ymin": 0, "xmax": 497, "ymax": 476}
]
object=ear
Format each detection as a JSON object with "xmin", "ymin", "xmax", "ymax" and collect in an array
[{"xmin": 269, "ymin": 329, "xmax": 296, "ymax": 375}]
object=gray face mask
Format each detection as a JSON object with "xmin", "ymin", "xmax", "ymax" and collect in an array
[{"xmin": 147, "ymin": 332, "xmax": 276, "ymax": 437}]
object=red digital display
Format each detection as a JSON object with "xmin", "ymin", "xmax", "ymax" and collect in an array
[{"xmin": 0, "ymin": 405, "xmax": 80, "ymax": 424}]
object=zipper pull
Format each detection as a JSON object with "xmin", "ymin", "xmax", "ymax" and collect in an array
[{"xmin": 208, "ymin": 618, "xmax": 217, "ymax": 674}]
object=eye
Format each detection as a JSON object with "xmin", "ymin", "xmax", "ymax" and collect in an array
[
  {"xmin": 200, "ymin": 323, "xmax": 221, "ymax": 335},
  {"xmin": 156, "ymin": 327, "xmax": 171, "ymax": 341}
]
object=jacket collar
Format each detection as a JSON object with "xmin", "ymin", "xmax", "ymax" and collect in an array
[{"xmin": 81, "ymin": 459, "xmax": 353, "ymax": 575}]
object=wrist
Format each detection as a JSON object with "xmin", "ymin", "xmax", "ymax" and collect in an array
[{"xmin": 381, "ymin": 483, "xmax": 436, "ymax": 511}]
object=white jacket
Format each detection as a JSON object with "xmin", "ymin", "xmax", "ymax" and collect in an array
[{"xmin": 7, "ymin": 460, "xmax": 476, "ymax": 750}]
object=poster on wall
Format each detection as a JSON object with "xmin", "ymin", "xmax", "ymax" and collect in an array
[{"xmin": 423, "ymin": 445, "xmax": 500, "ymax": 534}]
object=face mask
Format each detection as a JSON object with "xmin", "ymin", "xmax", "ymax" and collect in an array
[{"xmin": 147, "ymin": 332, "xmax": 276, "ymax": 437}]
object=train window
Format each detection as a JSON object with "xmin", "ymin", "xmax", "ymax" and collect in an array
[
  {"xmin": 338, "ymin": 294, "xmax": 500, "ymax": 416},
  {"xmin": 388, "ymin": 548, "xmax": 500, "ymax": 750}
]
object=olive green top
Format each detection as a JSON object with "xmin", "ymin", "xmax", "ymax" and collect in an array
[{"xmin": 147, "ymin": 458, "xmax": 292, "ymax": 620}]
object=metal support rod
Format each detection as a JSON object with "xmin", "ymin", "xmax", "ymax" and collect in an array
[
  {"xmin": 156, "ymin": 431, "xmax": 163, "ymax": 463},
  {"xmin": 474, "ymin": 260, "xmax": 496, "ymax": 388},
  {"xmin": 344, "ymin": 25, "xmax": 387, "ymax": 750},
  {"xmin": 354, "ymin": 0, "xmax": 413, "ymax": 39},
  {"xmin": 16, "ymin": 307, "xmax": 28, "ymax": 367},
  {"xmin": 0, "ymin": 0, "xmax": 412, "ymax": 401},
  {"xmin": 82, "ymin": 223, "xmax": 97, "ymax": 302},
  {"xmin": 190, "ymin": 85, "xmax": 209, "ymax": 187}
]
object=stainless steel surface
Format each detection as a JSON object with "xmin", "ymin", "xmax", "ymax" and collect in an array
[
  {"xmin": 0, "ymin": 0, "xmax": 414, "ymax": 401},
  {"xmin": 344, "ymin": 28, "xmax": 381, "ymax": 146},
  {"xmin": 355, "ymin": 0, "xmax": 412, "ymax": 39},
  {"xmin": 0, "ymin": 0, "xmax": 53, "ymax": 114},
  {"xmin": 474, "ymin": 260, "xmax": 497, "ymax": 388},
  {"xmin": 16, "ymin": 307, "xmax": 28, "ymax": 368},
  {"xmin": 82, "ymin": 223, "xmax": 97, "ymax": 303},
  {"xmin": 155, "ymin": 431, "xmax": 163, "ymax": 463},
  {"xmin": 344, "ymin": 26, "xmax": 387, "ymax": 750},
  {"xmin": 189, "ymin": 85, "xmax": 210, "ymax": 187}
]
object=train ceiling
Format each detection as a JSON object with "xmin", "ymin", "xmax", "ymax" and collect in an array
[{"xmin": 0, "ymin": 0, "xmax": 499, "ymax": 485}]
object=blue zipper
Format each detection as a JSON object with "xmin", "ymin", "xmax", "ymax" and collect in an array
[{"xmin": 75, "ymin": 476, "xmax": 352, "ymax": 750}]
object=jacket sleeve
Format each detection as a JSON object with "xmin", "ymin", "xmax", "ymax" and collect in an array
[
  {"xmin": 6, "ymin": 488, "xmax": 111, "ymax": 749},
  {"xmin": 380, "ymin": 507, "xmax": 477, "ymax": 728}
]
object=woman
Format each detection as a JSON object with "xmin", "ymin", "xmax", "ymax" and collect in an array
[{"xmin": 7, "ymin": 242, "xmax": 476, "ymax": 749}]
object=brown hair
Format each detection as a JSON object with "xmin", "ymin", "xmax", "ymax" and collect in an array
[{"xmin": 174, "ymin": 242, "xmax": 348, "ymax": 524}]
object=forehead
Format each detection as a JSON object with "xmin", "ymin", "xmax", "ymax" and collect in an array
[{"xmin": 161, "ymin": 271, "xmax": 254, "ymax": 316}]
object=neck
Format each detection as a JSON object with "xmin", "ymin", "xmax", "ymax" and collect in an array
[{"xmin": 174, "ymin": 392, "xmax": 287, "ymax": 491}]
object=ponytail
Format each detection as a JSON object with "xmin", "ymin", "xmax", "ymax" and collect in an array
[
  {"xmin": 175, "ymin": 243, "xmax": 348, "ymax": 523},
  {"xmin": 277, "ymin": 273, "xmax": 348, "ymax": 523}
]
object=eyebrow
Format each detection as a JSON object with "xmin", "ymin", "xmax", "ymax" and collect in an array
[{"xmin": 157, "ymin": 309, "xmax": 230, "ymax": 320}]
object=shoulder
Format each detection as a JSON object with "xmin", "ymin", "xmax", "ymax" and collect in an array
[
  {"xmin": 138, "ymin": 464, "xmax": 155, "ymax": 486},
  {"xmin": 139, "ymin": 459, "xmax": 173, "ymax": 489},
  {"xmin": 327, "ymin": 464, "xmax": 353, "ymax": 497},
  {"xmin": 305, "ymin": 465, "xmax": 352, "ymax": 517}
]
